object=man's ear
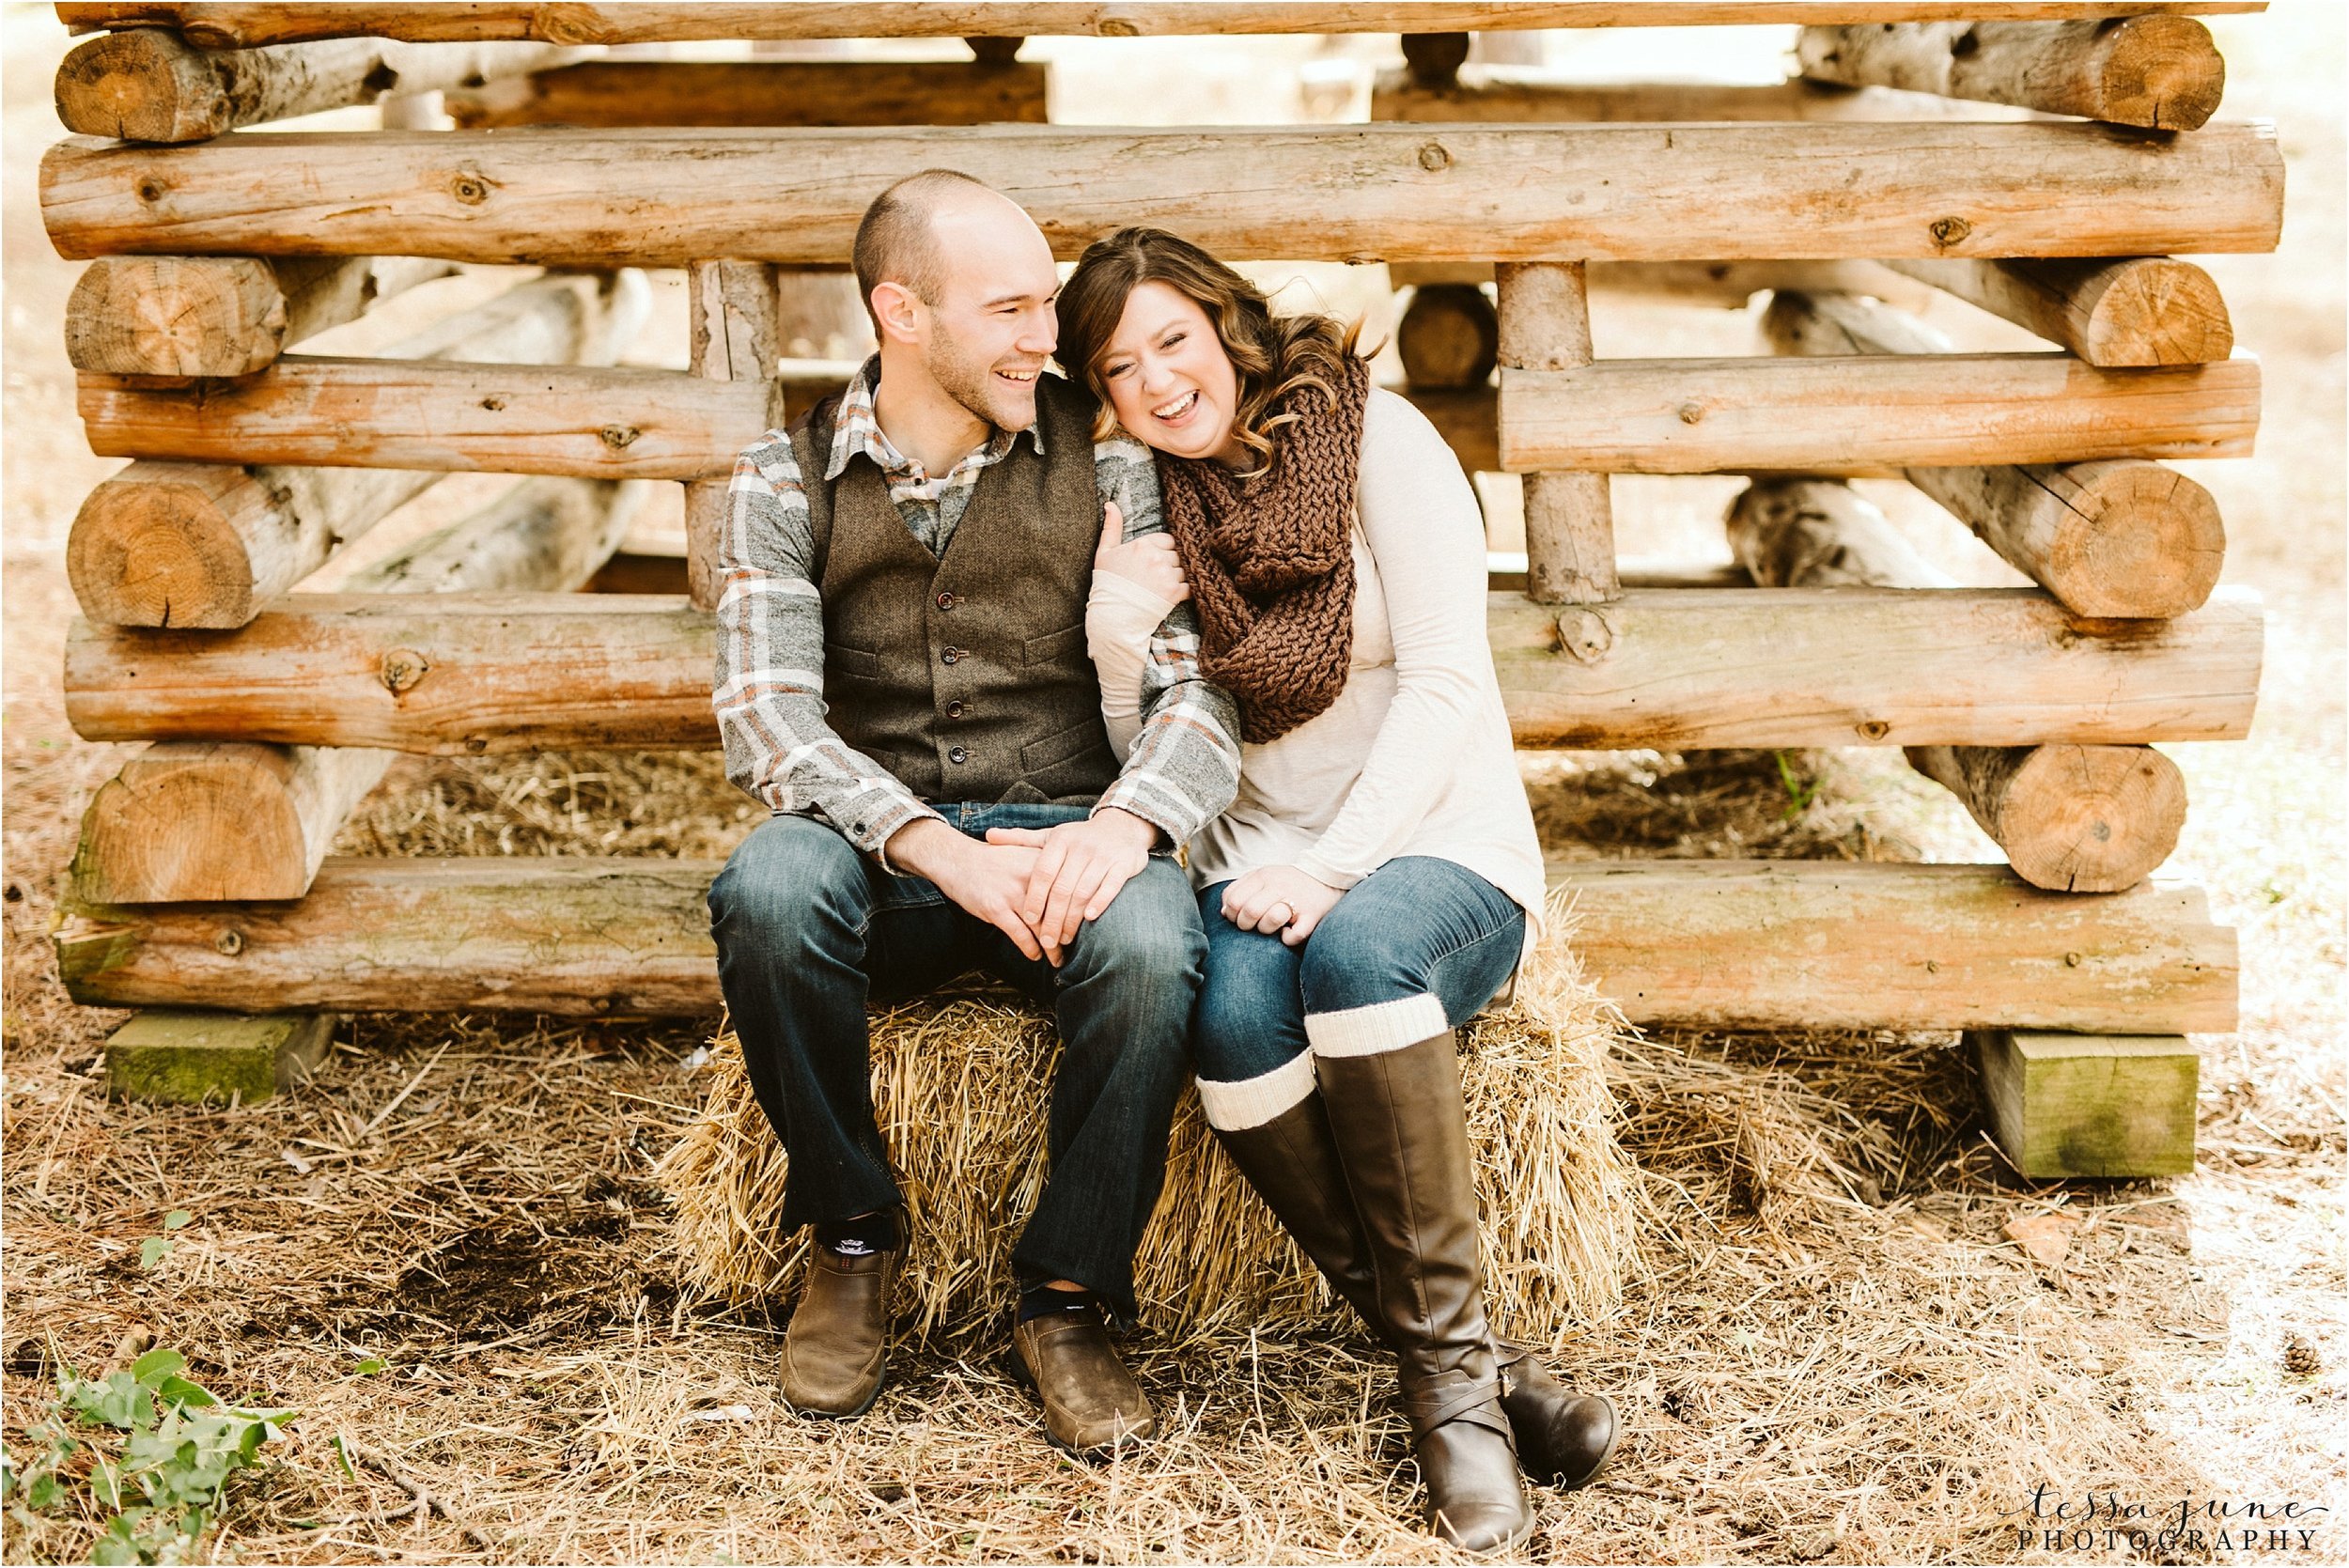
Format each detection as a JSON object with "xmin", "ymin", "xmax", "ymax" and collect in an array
[{"xmin": 869, "ymin": 281, "xmax": 924, "ymax": 348}]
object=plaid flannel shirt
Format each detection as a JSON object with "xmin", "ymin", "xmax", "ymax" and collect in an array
[{"xmin": 714, "ymin": 358, "xmax": 1241, "ymax": 864}]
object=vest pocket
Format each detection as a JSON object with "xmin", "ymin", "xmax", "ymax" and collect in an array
[
  {"xmin": 1022, "ymin": 622, "xmax": 1087, "ymax": 666},
  {"xmin": 825, "ymin": 642, "xmax": 884, "ymax": 680}
]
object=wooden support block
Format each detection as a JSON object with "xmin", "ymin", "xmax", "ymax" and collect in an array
[
  {"xmin": 1761, "ymin": 290, "xmax": 2232, "ymax": 617},
  {"xmin": 1883, "ymin": 256, "xmax": 2232, "ymax": 367},
  {"xmin": 1498, "ymin": 260, "xmax": 1616, "ymax": 606},
  {"xmin": 1968, "ymin": 1028, "xmax": 2199, "ymax": 1177},
  {"xmin": 1797, "ymin": 17, "xmax": 2225, "ymax": 132},
  {"xmin": 70, "ymin": 476, "xmax": 651, "ymax": 905},
  {"xmin": 68, "ymin": 268, "xmax": 650, "ymax": 627},
  {"xmin": 1501, "ymin": 351, "xmax": 2259, "ymax": 474},
  {"xmin": 1401, "ymin": 33, "xmax": 1470, "ymax": 89},
  {"xmin": 1373, "ymin": 67, "xmax": 2046, "ymax": 125},
  {"xmin": 53, "ymin": 857, "xmax": 2236, "ymax": 1033},
  {"xmin": 63, "ymin": 584, "xmax": 2264, "ymax": 755},
  {"xmin": 39, "ymin": 121, "xmax": 2286, "ymax": 268},
  {"xmin": 1396, "ymin": 283, "xmax": 1497, "ymax": 390},
  {"xmin": 54, "ymin": 5, "xmax": 2267, "ymax": 50},
  {"xmin": 54, "ymin": 26, "xmax": 580, "ymax": 142},
  {"xmin": 446, "ymin": 58, "xmax": 1050, "ymax": 128},
  {"xmin": 686, "ymin": 259, "xmax": 785, "ymax": 612},
  {"xmin": 1727, "ymin": 476, "xmax": 2192, "ymax": 892},
  {"xmin": 103, "ymin": 1007, "xmax": 334, "ymax": 1104},
  {"xmin": 65, "ymin": 255, "xmax": 456, "ymax": 377}
]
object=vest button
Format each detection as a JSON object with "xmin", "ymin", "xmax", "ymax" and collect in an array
[
  {"xmin": 948, "ymin": 746, "xmax": 969, "ymax": 765},
  {"xmin": 941, "ymin": 646, "xmax": 961, "ymax": 664},
  {"xmin": 945, "ymin": 700, "xmax": 966, "ymax": 720},
  {"xmin": 936, "ymin": 591, "xmax": 958, "ymax": 611}
]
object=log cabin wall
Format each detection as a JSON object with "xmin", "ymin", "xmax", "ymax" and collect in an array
[{"xmin": 43, "ymin": 2, "xmax": 2278, "ymax": 1172}]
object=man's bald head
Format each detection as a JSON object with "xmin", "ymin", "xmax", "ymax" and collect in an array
[{"xmin": 853, "ymin": 169, "xmax": 1032, "ymax": 331}]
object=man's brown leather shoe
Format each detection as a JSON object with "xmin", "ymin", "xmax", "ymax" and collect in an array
[
  {"xmin": 780, "ymin": 1242, "xmax": 899, "ymax": 1419},
  {"xmin": 1004, "ymin": 1300, "xmax": 1157, "ymax": 1455}
]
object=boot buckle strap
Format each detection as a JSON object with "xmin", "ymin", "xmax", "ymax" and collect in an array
[{"xmin": 1405, "ymin": 1377, "xmax": 1510, "ymax": 1438}]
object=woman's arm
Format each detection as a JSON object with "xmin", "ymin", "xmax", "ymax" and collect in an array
[{"xmin": 1294, "ymin": 390, "xmax": 1492, "ymax": 891}]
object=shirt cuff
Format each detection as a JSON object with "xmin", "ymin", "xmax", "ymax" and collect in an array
[
  {"xmin": 1294, "ymin": 847, "xmax": 1364, "ymax": 893},
  {"xmin": 860, "ymin": 796, "xmax": 945, "ymax": 876},
  {"xmin": 1091, "ymin": 780, "xmax": 1185, "ymax": 851}
]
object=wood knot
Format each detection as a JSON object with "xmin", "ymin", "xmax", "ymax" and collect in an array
[
  {"xmin": 1676, "ymin": 400, "xmax": 1705, "ymax": 425},
  {"xmin": 213, "ymin": 927, "xmax": 244, "ymax": 957},
  {"xmin": 135, "ymin": 179, "xmax": 165, "ymax": 204},
  {"xmin": 599, "ymin": 424, "xmax": 640, "ymax": 449},
  {"xmin": 1929, "ymin": 215, "xmax": 1972, "ymax": 248},
  {"xmin": 1418, "ymin": 141, "xmax": 1453, "ymax": 173},
  {"xmin": 1555, "ymin": 605, "xmax": 1616, "ymax": 665},
  {"xmin": 480, "ymin": 394, "xmax": 506, "ymax": 411},
  {"xmin": 1924, "ymin": 958, "xmax": 1941, "ymax": 974},
  {"xmin": 380, "ymin": 647, "xmax": 428, "ymax": 693},
  {"xmin": 1856, "ymin": 720, "xmax": 1890, "ymax": 740},
  {"xmin": 1097, "ymin": 18, "xmax": 1140, "ymax": 34},
  {"xmin": 2065, "ymin": 951, "xmax": 2085, "ymax": 967},
  {"xmin": 450, "ymin": 172, "xmax": 490, "ymax": 205}
]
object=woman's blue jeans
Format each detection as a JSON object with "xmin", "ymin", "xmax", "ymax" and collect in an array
[{"xmin": 1192, "ymin": 856, "xmax": 1525, "ymax": 1111}]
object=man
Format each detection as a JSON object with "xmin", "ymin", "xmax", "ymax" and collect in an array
[{"xmin": 707, "ymin": 169, "xmax": 1241, "ymax": 1455}]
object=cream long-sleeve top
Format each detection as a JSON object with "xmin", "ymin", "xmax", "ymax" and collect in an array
[{"xmin": 1086, "ymin": 386, "xmax": 1547, "ymax": 946}]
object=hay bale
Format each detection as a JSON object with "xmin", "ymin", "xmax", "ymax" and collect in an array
[{"xmin": 657, "ymin": 895, "xmax": 1634, "ymax": 1343}]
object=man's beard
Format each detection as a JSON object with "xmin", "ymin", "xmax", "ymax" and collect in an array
[{"xmin": 926, "ymin": 323, "xmax": 1036, "ymax": 433}]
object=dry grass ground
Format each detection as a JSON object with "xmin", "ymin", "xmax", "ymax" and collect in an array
[{"xmin": 4, "ymin": 8, "xmax": 2343, "ymax": 1563}]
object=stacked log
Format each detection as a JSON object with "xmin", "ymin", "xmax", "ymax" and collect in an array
[
  {"xmin": 1725, "ymin": 479, "xmax": 2193, "ymax": 893},
  {"xmin": 1759, "ymin": 288, "xmax": 2230, "ymax": 618},
  {"xmin": 71, "ymin": 477, "xmax": 649, "ymax": 904},
  {"xmin": 68, "ymin": 269, "xmax": 649, "ymax": 629}
]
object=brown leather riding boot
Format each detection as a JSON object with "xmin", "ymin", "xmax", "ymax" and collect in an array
[
  {"xmin": 1314, "ymin": 1033, "xmax": 1534, "ymax": 1556},
  {"xmin": 780, "ymin": 1239, "xmax": 900, "ymax": 1419},
  {"xmin": 1215, "ymin": 1086, "xmax": 1619, "ymax": 1489},
  {"xmin": 1005, "ymin": 1296, "xmax": 1157, "ymax": 1456}
]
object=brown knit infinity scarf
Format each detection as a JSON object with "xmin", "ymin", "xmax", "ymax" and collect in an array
[{"xmin": 1159, "ymin": 353, "xmax": 1369, "ymax": 744}]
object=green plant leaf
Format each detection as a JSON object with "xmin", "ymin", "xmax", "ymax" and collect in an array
[
  {"xmin": 162, "ymin": 1211, "xmax": 192, "ymax": 1232},
  {"xmin": 130, "ymin": 1350, "xmax": 185, "ymax": 1388},
  {"xmin": 352, "ymin": 1358, "xmax": 387, "ymax": 1376},
  {"xmin": 137, "ymin": 1237, "xmax": 176, "ymax": 1271}
]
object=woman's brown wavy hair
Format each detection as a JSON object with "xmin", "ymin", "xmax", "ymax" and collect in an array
[{"xmin": 1054, "ymin": 226, "xmax": 1368, "ymax": 479}]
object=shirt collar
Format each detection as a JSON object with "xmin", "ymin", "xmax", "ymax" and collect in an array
[{"xmin": 823, "ymin": 354, "xmax": 1046, "ymax": 481}]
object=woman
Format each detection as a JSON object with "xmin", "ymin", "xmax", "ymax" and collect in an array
[{"xmin": 1049, "ymin": 228, "xmax": 1616, "ymax": 1554}]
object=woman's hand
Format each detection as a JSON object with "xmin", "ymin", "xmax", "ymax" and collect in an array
[
  {"xmin": 1093, "ymin": 502, "xmax": 1190, "ymax": 605},
  {"xmin": 1221, "ymin": 864, "xmax": 1345, "ymax": 948}
]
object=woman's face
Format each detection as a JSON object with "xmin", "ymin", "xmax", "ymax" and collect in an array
[{"xmin": 1093, "ymin": 280, "xmax": 1244, "ymax": 465}]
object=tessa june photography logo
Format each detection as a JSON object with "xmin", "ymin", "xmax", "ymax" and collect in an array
[{"xmin": 2001, "ymin": 1484, "xmax": 2331, "ymax": 1555}]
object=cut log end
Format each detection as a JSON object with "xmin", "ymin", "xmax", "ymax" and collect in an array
[
  {"xmin": 2034, "ymin": 458, "xmax": 2226, "ymax": 619},
  {"xmin": 72, "ymin": 747, "xmax": 315, "ymax": 904},
  {"xmin": 2101, "ymin": 15, "xmax": 2226, "ymax": 132},
  {"xmin": 66, "ymin": 256, "xmax": 288, "ymax": 377},
  {"xmin": 69, "ymin": 468, "xmax": 261, "ymax": 629},
  {"xmin": 2078, "ymin": 256, "xmax": 2235, "ymax": 366},
  {"xmin": 1396, "ymin": 282, "xmax": 1498, "ymax": 390},
  {"xmin": 1911, "ymin": 742, "xmax": 2189, "ymax": 893},
  {"xmin": 54, "ymin": 29, "xmax": 220, "ymax": 143}
]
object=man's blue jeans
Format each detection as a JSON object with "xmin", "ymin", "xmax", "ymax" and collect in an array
[{"xmin": 707, "ymin": 803, "xmax": 1205, "ymax": 1321}]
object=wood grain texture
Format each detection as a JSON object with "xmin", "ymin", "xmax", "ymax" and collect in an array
[
  {"xmin": 1498, "ymin": 260, "xmax": 1617, "ymax": 606},
  {"xmin": 1728, "ymin": 475, "xmax": 2192, "ymax": 892},
  {"xmin": 685, "ymin": 259, "xmax": 783, "ymax": 611},
  {"xmin": 1374, "ymin": 67, "xmax": 2046, "ymax": 124},
  {"xmin": 1969, "ymin": 1028, "xmax": 2199, "ymax": 1177},
  {"xmin": 1883, "ymin": 256, "xmax": 2233, "ymax": 366},
  {"xmin": 445, "ymin": 58, "xmax": 1049, "ymax": 128},
  {"xmin": 69, "ymin": 476, "xmax": 647, "ymax": 905},
  {"xmin": 54, "ymin": 856, "xmax": 2236, "ymax": 1033},
  {"xmin": 56, "ymin": 4, "xmax": 2267, "ymax": 49},
  {"xmin": 78, "ymin": 356, "xmax": 779, "ymax": 478},
  {"xmin": 1762, "ymin": 289, "xmax": 2231, "ymax": 616},
  {"xmin": 39, "ymin": 121, "xmax": 2286, "ymax": 267},
  {"xmin": 1499, "ymin": 351, "xmax": 2261, "ymax": 473},
  {"xmin": 66, "ymin": 255, "xmax": 455, "ymax": 379},
  {"xmin": 63, "ymin": 585, "xmax": 2263, "ymax": 754},
  {"xmin": 1798, "ymin": 17, "xmax": 2225, "ymax": 131},
  {"xmin": 54, "ymin": 27, "xmax": 577, "ymax": 142},
  {"xmin": 68, "ymin": 269, "xmax": 650, "ymax": 627}
]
